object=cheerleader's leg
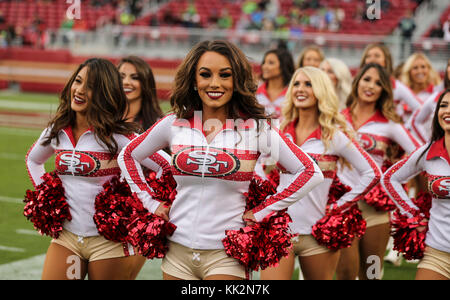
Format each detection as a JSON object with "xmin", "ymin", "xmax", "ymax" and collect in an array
[
  {"xmin": 41, "ymin": 243, "xmax": 88, "ymax": 280},
  {"xmin": 260, "ymin": 249, "xmax": 295, "ymax": 280},
  {"xmin": 335, "ymin": 238, "xmax": 360, "ymax": 280},
  {"xmin": 358, "ymin": 222, "xmax": 390, "ymax": 280}
]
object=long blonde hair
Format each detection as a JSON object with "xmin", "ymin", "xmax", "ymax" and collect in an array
[
  {"xmin": 320, "ymin": 58, "xmax": 352, "ymax": 108},
  {"xmin": 400, "ymin": 52, "xmax": 441, "ymax": 90},
  {"xmin": 281, "ymin": 67, "xmax": 354, "ymax": 151}
]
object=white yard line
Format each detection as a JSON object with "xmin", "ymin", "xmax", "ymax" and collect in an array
[
  {"xmin": 0, "ymin": 153, "xmax": 25, "ymax": 161},
  {"xmin": 0, "ymin": 99, "xmax": 56, "ymax": 112},
  {"xmin": 0, "ymin": 254, "xmax": 164, "ymax": 280},
  {"xmin": 0, "ymin": 195, "xmax": 23, "ymax": 204},
  {"xmin": 16, "ymin": 229, "xmax": 40, "ymax": 236},
  {"xmin": 0, "ymin": 126, "xmax": 42, "ymax": 136},
  {"xmin": 0, "ymin": 245, "xmax": 25, "ymax": 253},
  {"xmin": 0, "ymin": 254, "xmax": 44, "ymax": 280}
]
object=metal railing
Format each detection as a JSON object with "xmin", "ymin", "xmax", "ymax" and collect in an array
[{"xmin": 45, "ymin": 25, "xmax": 449, "ymax": 70}]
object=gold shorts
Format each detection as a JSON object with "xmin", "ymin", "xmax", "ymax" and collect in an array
[
  {"xmin": 161, "ymin": 241, "xmax": 246, "ymax": 280},
  {"xmin": 417, "ymin": 246, "xmax": 450, "ymax": 279},
  {"xmin": 358, "ymin": 200, "xmax": 390, "ymax": 228},
  {"xmin": 51, "ymin": 229, "xmax": 134, "ymax": 262},
  {"xmin": 292, "ymin": 234, "xmax": 331, "ymax": 257}
]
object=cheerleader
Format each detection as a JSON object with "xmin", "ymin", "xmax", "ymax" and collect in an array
[
  {"xmin": 260, "ymin": 67, "xmax": 380, "ymax": 280},
  {"xmin": 359, "ymin": 43, "xmax": 423, "ymax": 123},
  {"xmin": 319, "ymin": 57, "xmax": 353, "ymax": 109},
  {"xmin": 118, "ymin": 55, "xmax": 166, "ymax": 279},
  {"xmin": 400, "ymin": 52, "xmax": 442, "ymax": 103},
  {"xmin": 25, "ymin": 58, "xmax": 170, "ymax": 280},
  {"xmin": 382, "ymin": 89, "xmax": 450, "ymax": 280},
  {"xmin": 296, "ymin": 45, "xmax": 325, "ymax": 68},
  {"xmin": 409, "ymin": 59, "xmax": 450, "ymax": 144},
  {"xmin": 336, "ymin": 63, "xmax": 420, "ymax": 280},
  {"xmin": 255, "ymin": 47, "xmax": 295, "ymax": 179},
  {"xmin": 256, "ymin": 47, "xmax": 295, "ymax": 119},
  {"xmin": 118, "ymin": 40, "xmax": 324, "ymax": 280},
  {"xmin": 118, "ymin": 56, "xmax": 164, "ymax": 131}
]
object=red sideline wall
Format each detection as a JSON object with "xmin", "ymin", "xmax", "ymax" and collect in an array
[{"xmin": 0, "ymin": 48, "xmax": 182, "ymax": 100}]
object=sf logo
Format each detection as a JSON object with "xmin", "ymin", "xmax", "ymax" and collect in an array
[
  {"xmin": 438, "ymin": 179, "xmax": 450, "ymax": 197},
  {"xmin": 186, "ymin": 150, "xmax": 228, "ymax": 174},
  {"xmin": 357, "ymin": 133, "xmax": 376, "ymax": 151},
  {"xmin": 58, "ymin": 153, "xmax": 90, "ymax": 174}
]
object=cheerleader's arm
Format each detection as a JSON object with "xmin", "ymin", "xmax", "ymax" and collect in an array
[
  {"xmin": 332, "ymin": 131, "xmax": 381, "ymax": 211},
  {"xmin": 410, "ymin": 92, "xmax": 442, "ymax": 143},
  {"xmin": 394, "ymin": 80, "xmax": 423, "ymax": 109},
  {"xmin": 25, "ymin": 127, "xmax": 55, "ymax": 188},
  {"xmin": 381, "ymin": 147, "xmax": 425, "ymax": 218},
  {"xmin": 392, "ymin": 123, "xmax": 421, "ymax": 155},
  {"xmin": 252, "ymin": 122, "xmax": 324, "ymax": 222},
  {"xmin": 118, "ymin": 114, "xmax": 173, "ymax": 214}
]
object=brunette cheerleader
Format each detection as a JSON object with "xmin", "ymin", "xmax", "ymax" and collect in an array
[
  {"xmin": 256, "ymin": 47, "xmax": 295, "ymax": 119},
  {"xmin": 382, "ymin": 89, "xmax": 450, "ymax": 280},
  {"xmin": 336, "ymin": 63, "xmax": 420, "ymax": 280},
  {"xmin": 25, "ymin": 58, "xmax": 169, "ymax": 280},
  {"xmin": 359, "ymin": 43, "xmax": 423, "ymax": 123},
  {"xmin": 118, "ymin": 40, "xmax": 324, "ymax": 280}
]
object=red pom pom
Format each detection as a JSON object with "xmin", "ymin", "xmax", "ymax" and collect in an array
[
  {"xmin": 223, "ymin": 177, "xmax": 295, "ymax": 271},
  {"xmin": 145, "ymin": 170, "xmax": 177, "ymax": 205},
  {"xmin": 94, "ymin": 170, "xmax": 178, "ymax": 258},
  {"xmin": 243, "ymin": 177, "xmax": 277, "ymax": 212},
  {"xmin": 412, "ymin": 192, "xmax": 432, "ymax": 219},
  {"xmin": 265, "ymin": 168, "xmax": 280, "ymax": 188},
  {"xmin": 93, "ymin": 176, "xmax": 143, "ymax": 243},
  {"xmin": 364, "ymin": 184, "xmax": 396, "ymax": 211},
  {"xmin": 123, "ymin": 169, "xmax": 178, "ymax": 259},
  {"xmin": 312, "ymin": 205, "xmax": 366, "ymax": 250},
  {"xmin": 390, "ymin": 210, "xmax": 428, "ymax": 260},
  {"xmin": 327, "ymin": 176, "xmax": 352, "ymax": 205},
  {"xmin": 23, "ymin": 171, "xmax": 71, "ymax": 238},
  {"xmin": 126, "ymin": 211, "xmax": 177, "ymax": 259},
  {"xmin": 223, "ymin": 210, "xmax": 295, "ymax": 271}
]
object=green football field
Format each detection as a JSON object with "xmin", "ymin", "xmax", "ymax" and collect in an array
[{"xmin": 0, "ymin": 90, "xmax": 418, "ymax": 280}]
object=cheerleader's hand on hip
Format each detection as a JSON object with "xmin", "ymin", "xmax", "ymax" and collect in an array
[
  {"xmin": 155, "ymin": 202, "xmax": 171, "ymax": 222},
  {"xmin": 243, "ymin": 210, "xmax": 257, "ymax": 226}
]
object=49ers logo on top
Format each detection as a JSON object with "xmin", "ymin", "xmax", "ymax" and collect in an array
[
  {"xmin": 357, "ymin": 133, "xmax": 376, "ymax": 152},
  {"xmin": 430, "ymin": 177, "xmax": 450, "ymax": 199},
  {"xmin": 55, "ymin": 150, "xmax": 100, "ymax": 176},
  {"xmin": 173, "ymin": 146, "xmax": 240, "ymax": 178}
]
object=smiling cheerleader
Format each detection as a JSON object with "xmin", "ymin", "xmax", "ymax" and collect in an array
[
  {"xmin": 118, "ymin": 40, "xmax": 324, "ymax": 280},
  {"xmin": 25, "ymin": 58, "xmax": 169, "ymax": 280},
  {"xmin": 336, "ymin": 63, "xmax": 420, "ymax": 280},
  {"xmin": 382, "ymin": 89, "xmax": 450, "ymax": 280}
]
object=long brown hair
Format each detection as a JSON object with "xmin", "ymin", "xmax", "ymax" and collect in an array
[
  {"xmin": 118, "ymin": 56, "xmax": 163, "ymax": 131},
  {"xmin": 417, "ymin": 89, "xmax": 450, "ymax": 164},
  {"xmin": 170, "ymin": 40, "xmax": 267, "ymax": 122},
  {"xmin": 359, "ymin": 43, "xmax": 394, "ymax": 75},
  {"xmin": 43, "ymin": 58, "xmax": 139, "ymax": 155},
  {"xmin": 346, "ymin": 63, "xmax": 401, "ymax": 123},
  {"xmin": 261, "ymin": 47, "xmax": 295, "ymax": 86}
]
